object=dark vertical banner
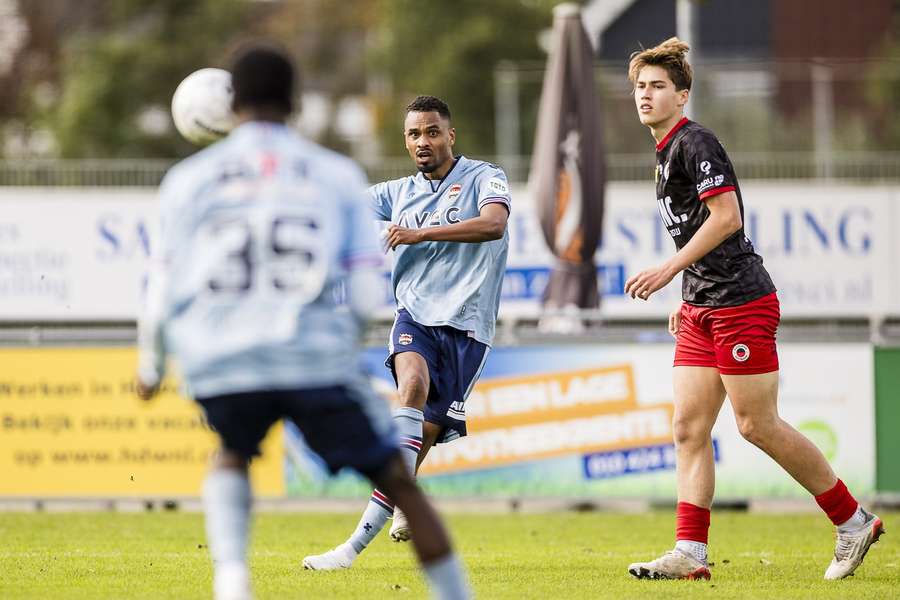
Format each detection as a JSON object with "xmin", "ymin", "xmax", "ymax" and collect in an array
[{"xmin": 529, "ymin": 3, "xmax": 606, "ymax": 316}]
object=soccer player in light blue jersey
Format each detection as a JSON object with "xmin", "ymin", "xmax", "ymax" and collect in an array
[
  {"xmin": 303, "ymin": 96, "xmax": 511, "ymax": 570},
  {"xmin": 136, "ymin": 47, "xmax": 470, "ymax": 600}
]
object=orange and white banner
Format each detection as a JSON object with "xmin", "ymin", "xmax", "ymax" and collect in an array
[{"xmin": 419, "ymin": 364, "xmax": 673, "ymax": 475}]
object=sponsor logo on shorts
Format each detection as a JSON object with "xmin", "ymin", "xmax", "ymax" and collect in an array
[
  {"xmin": 398, "ymin": 333, "xmax": 413, "ymax": 345},
  {"xmin": 732, "ymin": 343, "xmax": 751, "ymax": 362},
  {"xmin": 447, "ymin": 400, "xmax": 466, "ymax": 420},
  {"xmin": 447, "ymin": 184, "xmax": 462, "ymax": 201}
]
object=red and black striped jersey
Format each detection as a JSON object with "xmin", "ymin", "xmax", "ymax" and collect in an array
[{"xmin": 653, "ymin": 118, "xmax": 775, "ymax": 307}]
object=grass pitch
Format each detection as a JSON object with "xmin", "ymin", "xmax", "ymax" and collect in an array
[{"xmin": 0, "ymin": 510, "xmax": 896, "ymax": 599}]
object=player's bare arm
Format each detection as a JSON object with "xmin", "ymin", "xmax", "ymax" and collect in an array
[
  {"xmin": 135, "ymin": 253, "xmax": 168, "ymax": 401},
  {"xmin": 624, "ymin": 191, "xmax": 741, "ymax": 300},
  {"xmin": 386, "ymin": 203, "xmax": 508, "ymax": 248}
]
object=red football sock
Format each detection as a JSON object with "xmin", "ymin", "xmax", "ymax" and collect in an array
[
  {"xmin": 815, "ymin": 479, "xmax": 858, "ymax": 525},
  {"xmin": 676, "ymin": 501, "xmax": 711, "ymax": 544}
]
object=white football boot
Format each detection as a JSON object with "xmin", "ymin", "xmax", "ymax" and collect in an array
[
  {"xmin": 302, "ymin": 542, "xmax": 357, "ymax": 571},
  {"xmin": 824, "ymin": 509, "xmax": 885, "ymax": 580},
  {"xmin": 389, "ymin": 507, "xmax": 411, "ymax": 542},
  {"xmin": 628, "ymin": 548, "xmax": 711, "ymax": 580}
]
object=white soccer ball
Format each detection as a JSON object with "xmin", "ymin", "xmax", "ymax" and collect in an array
[{"xmin": 171, "ymin": 68, "xmax": 237, "ymax": 146}]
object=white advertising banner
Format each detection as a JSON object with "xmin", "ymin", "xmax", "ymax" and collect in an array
[
  {"xmin": 504, "ymin": 182, "xmax": 899, "ymax": 319},
  {"xmin": 0, "ymin": 189, "xmax": 155, "ymax": 320},
  {"xmin": 0, "ymin": 183, "xmax": 896, "ymax": 320}
]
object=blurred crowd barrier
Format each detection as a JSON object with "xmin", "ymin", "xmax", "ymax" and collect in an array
[{"xmin": 2, "ymin": 152, "xmax": 900, "ymax": 187}]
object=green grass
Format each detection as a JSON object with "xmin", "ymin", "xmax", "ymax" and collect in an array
[{"xmin": 0, "ymin": 511, "xmax": 897, "ymax": 599}]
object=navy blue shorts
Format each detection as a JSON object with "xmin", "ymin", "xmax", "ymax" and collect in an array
[
  {"xmin": 197, "ymin": 383, "xmax": 398, "ymax": 477},
  {"xmin": 386, "ymin": 309, "xmax": 490, "ymax": 442}
]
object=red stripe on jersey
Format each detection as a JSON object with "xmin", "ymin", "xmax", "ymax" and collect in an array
[
  {"xmin": 656, "ymin": 117, "xmax": 690, "ymax": 152},
  {"xmin": 479, "ymin": 198, "xmax": 511, "ymax": 215},
  {"xmin": 698, "ymin": 185, "xmax": 736, "ymax": 201},
  {"xmin": 260, "ymin": 153, "xmax": 278, "ymax": 177}
]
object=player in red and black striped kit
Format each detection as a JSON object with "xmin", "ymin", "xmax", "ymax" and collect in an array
[{"xmin": 623, "ymin": 37, "xmax": 884, "ymax": 582}]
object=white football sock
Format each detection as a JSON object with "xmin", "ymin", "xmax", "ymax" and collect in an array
[
  {"xmin": 394, "ymin": 406, "xmax": 424, "ymax": 475},
  {"xmin": 345, "ymin": 408, "xmax": 423, "ymax": 553},
  {"xmin": 346, "ymin": 490, "xmax": 393, "ymax": 554},
  {"xmin": 675, "ymin": 539, "xmax": 708, "ymax": 564},
  {"xmin": 837, "ymin": 505, "xmax": 867, "ymax": 532},
  {"xmin": 203, "ymin": 468, "xmax": 251, "ymax": 567},
  {"xmin": 424, "ymin": 553, "xmax": 471, "ymax": 600}
]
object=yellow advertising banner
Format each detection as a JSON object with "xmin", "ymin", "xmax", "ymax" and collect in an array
[
  {"xmin": 0, "ymin": 348, "xmax": 283, "ymax": 496},
  {"xmin": 418, "ymin": 364, "xmax": 673, "ymax": 475}
]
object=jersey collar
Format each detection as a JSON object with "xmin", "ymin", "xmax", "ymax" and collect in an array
[
  {"xmin": 416, "ymin": 155, "xmax": 465, "ymax": 193},
  {"xmin": 655, "ymin": 117, "xmax": 690, "ymax": 152}
]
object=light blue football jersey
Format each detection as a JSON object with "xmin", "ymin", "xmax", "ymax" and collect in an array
[
  {"xmin": 149, "ymin": 122, "xmax": 382, "ymax": 398},
  {"xmin": 370, "ymin": 156, "xmax": 511, "ymax": 345}
]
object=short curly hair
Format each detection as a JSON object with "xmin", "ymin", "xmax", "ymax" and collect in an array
[
  {"xmin": 628, "ymin": 37, "xmax": 692, "ymax": 91},
  {"xmin": 405, "ymin": 95, "xmax": 451, "ymax": 120},
  {"xmin": 230, "ymin": 42, "xmax": 295, "ymax": 115}
]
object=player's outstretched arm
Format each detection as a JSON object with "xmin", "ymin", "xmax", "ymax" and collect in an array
[
  {"xmin": 136, "ymin": 256, "xmax": 167, "ymax": 400},
  {"xmin": 385, "ymin": 203, "xmax": 508, "ymax": 249},
  {"xmin": 624, "ymin": 191, "xmax": 742, "ymax": 300}
]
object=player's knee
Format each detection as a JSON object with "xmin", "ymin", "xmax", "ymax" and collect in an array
[
  {"xmin": 398, "ymin": 373, "xmax": 428, "ymax": 408},
  {"xmin": 735, "ymin": 413, "xmax": 776, "ymax": 447},
  {"xmin": 672, "ymin": 415, "xmax": 705, "ymax": 448}
]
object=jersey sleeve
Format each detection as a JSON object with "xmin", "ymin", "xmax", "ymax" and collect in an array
[
  {"xmin": 342, "ymin": 167, "xmax": 384, "ymax": 272},
  {"xmin": 136, "ymin": 168, "xmax": 183, "ymax": 387},
  {"xmin": 683, "ymin": 131, "xmax": 737, "ymax": 201},
  {"xmin": 368, "ymin": 180, "xmax": 393, "ymax": 221},
  {"xmin": 477, "ymin": 167, "xmax": 512, "ymax": 213},
  {"xmin": 340, "ymin": 167, "xmax": 384, "ymax": 322}
]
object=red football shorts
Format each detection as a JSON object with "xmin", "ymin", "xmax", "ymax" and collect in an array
[{"xmin": 674, "ymin": 292, "xmax": 779, "ymax": 375}]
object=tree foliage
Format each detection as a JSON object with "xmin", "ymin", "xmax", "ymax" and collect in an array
[
  {"xmin": 866, "ymin": 7, "xmax": 900, "ymax": 151},
  {"xmin": 45, "ymin": 0, "xmax": 256, "ymax": 157},
  {"xmin": 370, "ymin": 0, "xmax": 561, "ymax": 158},
  {"xmin": 13, "ymin": 0, "xmax": 565, "ymax": 159},
  {"xmin": 22, "ymin": 0, "xmax": 381, "ymax": 158}
]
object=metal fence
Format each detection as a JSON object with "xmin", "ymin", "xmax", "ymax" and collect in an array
[
  {"xmin": 1, "ymin": 153, "xmax": 900, "ymax": 187},
  {"xmin": 2, "ymin": 316, "xmax": 898, "ymax": 347}
]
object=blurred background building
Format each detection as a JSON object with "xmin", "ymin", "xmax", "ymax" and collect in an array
[{"xmin": 0, "ymin": 0, "xmax": 896, "ymax": 183}]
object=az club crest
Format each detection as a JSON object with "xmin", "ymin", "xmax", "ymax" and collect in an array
[{"xmin": 398, "ymin": 333, "xmax": 413, "ymax": 345}]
